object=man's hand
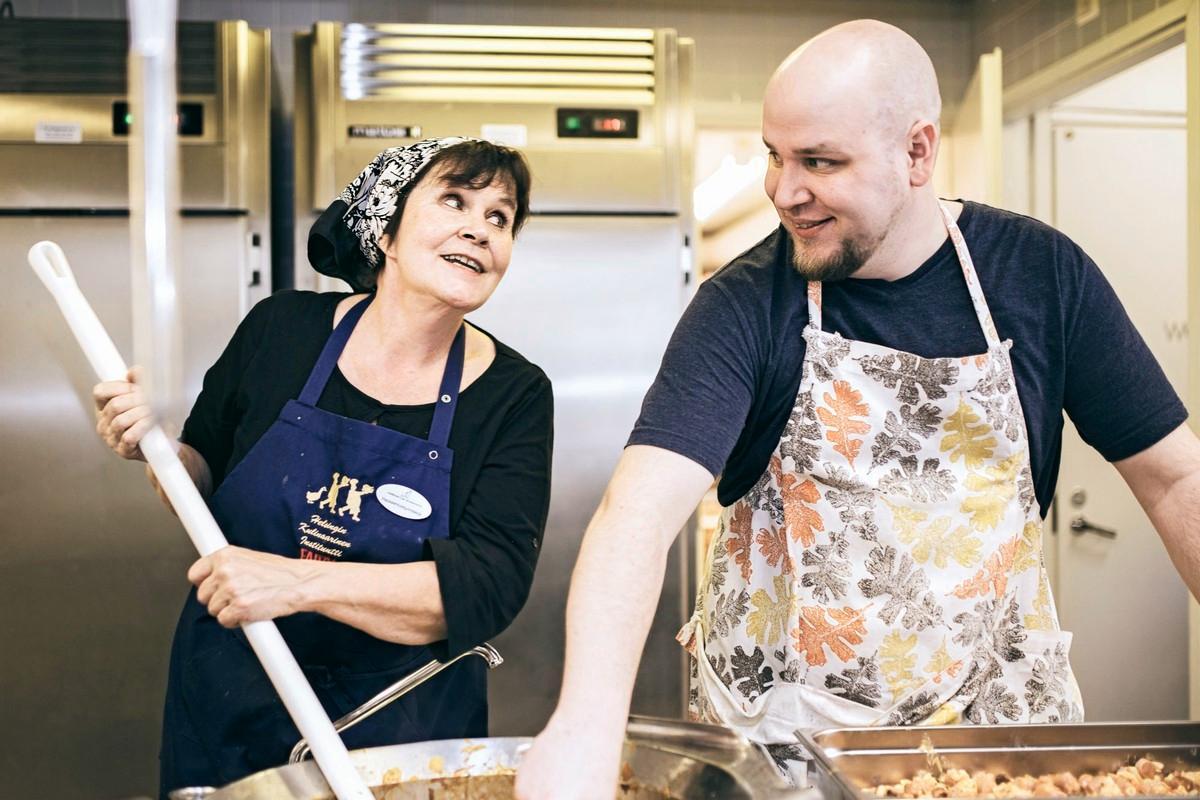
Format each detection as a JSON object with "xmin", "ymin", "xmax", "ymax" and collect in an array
[
  {"xmin": 514, "ymin": 445, "xmax": 713, "ymax": 799},
  {"xmin": 515, "ymin": 711, "xmax": 625, "ymax": 800}
]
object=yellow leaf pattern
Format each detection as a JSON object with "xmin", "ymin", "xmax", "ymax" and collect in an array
[
  {"xmin": 941, "ymin": 400, "xmax": 996, "ymax": 469},
  {"xmin": 879, "ymin": 631, "xmax": 924, "ymax": 697},
  {"xmin": 900, "ymin": 515, "xmax": 982, "ymax": 569},
  {"xmin": 922, "ymin": 637, "xmax": 964, "ymax": 685},
  {"xmin": 1024, "ymin": 574, "xmax": 1055, "ymax": 631},
  {"xmin": 1013, "ymin": 521, "xmax": 1042, "ymax": 573},
  {"xmin": 960, "ymin": 451, "xmax": 1022, "ymax": 531},
  {"xmin": 746, "ymin": 575, "xmax": 795, "ymax": 646},
  {"xmin": 886, "ymin": 500, "xmax": 928, "ymax": 543}
]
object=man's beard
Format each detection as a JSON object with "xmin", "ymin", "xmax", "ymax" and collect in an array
[{"xmin": 790, "ymin": 235, "xmax": 872, "ymax": 282}]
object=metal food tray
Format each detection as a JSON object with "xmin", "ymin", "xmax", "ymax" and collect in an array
[{"xmin": 801, "ymin": 722, "xmax": 1200, "ymax": 799}]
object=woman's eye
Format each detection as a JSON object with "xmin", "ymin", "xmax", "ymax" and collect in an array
[
  {"xmin": 443, "ymin": 193, "xmax": 463, "ymax": 209},
  {"xmin": 488, "ymin": 212, "xmax": 510, "ymax": 229}
]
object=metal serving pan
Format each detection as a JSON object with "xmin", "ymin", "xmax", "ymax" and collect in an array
[
  {"xmin": 801, "ymin": 722, "xmax": 1200, "ymax": 799},
  {"xmin": 199, "ymin": 716, "xmax": 818, "ymax": 799}
]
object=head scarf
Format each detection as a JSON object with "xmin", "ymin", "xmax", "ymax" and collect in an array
[{"xmin": 307, "ymin": 137, "xmax": 476, "ymax": 291}]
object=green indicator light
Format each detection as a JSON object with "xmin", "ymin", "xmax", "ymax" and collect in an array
[
  {"xmin": 124, "ymin": 113, "xmax": 133, "ymax": 125},
  {"xmin": 565, "ymin": 116, "xmax": 581, "ymax": 130}
]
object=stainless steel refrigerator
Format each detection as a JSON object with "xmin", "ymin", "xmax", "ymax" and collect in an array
[
  {"xmin": 294, "ymin": 22, "xmax": 697, "ymax": 734},
  {"xmin": 0, "ymin": 18, "xmax": 271, "ymax": 799}
]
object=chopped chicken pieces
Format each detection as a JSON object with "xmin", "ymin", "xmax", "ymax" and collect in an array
[{"xmin": 871, "ymin": 757, "xmax": 1200, "ymax": 797}]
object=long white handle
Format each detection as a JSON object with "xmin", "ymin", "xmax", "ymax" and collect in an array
[{"xmin": 29, "ymin": 241, "xmax": 373, "ymax": 799}]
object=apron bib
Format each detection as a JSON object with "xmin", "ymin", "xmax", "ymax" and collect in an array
[
  {"xmin": 159, "ymin": 297, "xmax": 487, "ymax": 793},
  {"xmin": 679, "ymin": 204, "xmax": 1083, "ymax": 785}
]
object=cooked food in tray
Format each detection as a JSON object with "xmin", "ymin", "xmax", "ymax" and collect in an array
[{"xmin": 871, "ymin": 757, "xmax": 1200, "ymax": 798}]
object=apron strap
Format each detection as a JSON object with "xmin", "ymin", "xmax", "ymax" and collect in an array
[
  {"xmin": 428, "ymin": 324, "xmax": 466, "ymax": 448},
  {"xmin": 938, "ymin": 201, "xmax": 1003, "ymax": 348},
  {"xmin": 298, "ymin": 295, "xmax": 373, "ymax": 406},
  {"xmin": 805, "ymin": 281, "xmax": 823, "ymax": 332}
]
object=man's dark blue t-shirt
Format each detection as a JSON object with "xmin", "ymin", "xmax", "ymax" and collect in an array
[{"xmin": 628, "ymin": 201, "xmax": 1186, "ymax": 513}]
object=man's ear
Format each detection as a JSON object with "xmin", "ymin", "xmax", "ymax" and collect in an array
[{"xmin": 907, "ymin": 119, "xmax": 939, "ymax": 188}]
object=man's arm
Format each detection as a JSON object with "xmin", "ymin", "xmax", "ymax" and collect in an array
[
  {"xmin": 515, "ymin": 445, "xmax": 714, "ymax": 800},
  {"xmin": 1114, "ymin": 422, "xmax": 1200, "ymax": 600}
]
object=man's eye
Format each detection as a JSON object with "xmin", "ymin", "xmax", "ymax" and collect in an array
[
  {"xmin": 767, "ymin": 151, "xmax": 783, "ymax": 167},
  {"xmin": 488, "ymin": 212, "xmax": 510, "ymax": 229},
  {"xmin": 805, "ymin": 158, "xmax": 835, "ymax": 169}
]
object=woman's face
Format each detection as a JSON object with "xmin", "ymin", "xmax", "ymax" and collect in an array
[{"xmin": 380, "ymin": 167, "xmax": 518, "ymax": 313}]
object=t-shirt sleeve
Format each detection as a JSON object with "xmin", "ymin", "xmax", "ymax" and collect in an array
[
  {"xmin": 626, "ymin": 280, "xmax": 760, "ymax": 476},
  {"xmin": 426, "ymin": 370, "xmax": 554, "ymax": 658},
  {"xmin": 180, "ymin": 295, "xmax": 276, "ymax": 484},
  {"xmin": 1061, "ymin": 243, "xmax": 1187, "ymax": 461}
]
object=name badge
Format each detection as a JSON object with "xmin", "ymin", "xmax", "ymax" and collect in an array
[{"xmin": 376, "ymin": 484, "xmax": 432, "ymax": 520}]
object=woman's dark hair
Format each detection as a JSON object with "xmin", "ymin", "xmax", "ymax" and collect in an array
[{"xmin": 381, "ymin": 139, "xmax": 532, "ymax": 244}]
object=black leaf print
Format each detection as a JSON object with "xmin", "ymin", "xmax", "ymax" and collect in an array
[
  {"xmin": 766, "ymin": 743, "xmax": 809, "ymax": 771},
  {"xmin": 707, "ymin": 653, "xmax": 733, "ymax": 689},
  {"xmin": 956, "ymin": 657, "xmax": 1003, "ymax": 704},
  {"xmin": 801, "ymin": 542, "xmax": 852, "ymax": 603},
  {"xmin": 1024, "ymin": 643, "xmax": 1069, "ymax": 715},
  {"xmin": 730, "ymin": 646, "xmax": 775, "ymax": 700},
  {"xmin": 858, "ymin": 545, "xmax": 943, "ymax": 631},
  {"xmin": 1017, "ymin": 463, "xmax": 1036, "ymax": 514},
  {"xmin": 708, "ymin": 589, "xmax": 751, "ymax": 640},
  {"xmin": 981, "ymin": 393, "xmax": 1023, "ymax": 442},
  {"xmin": 974, "ymin": 358, "xmax": 1013, "ymax": 398},
  {"xmin": 992, "ymin": 596, "xmax": 1028, "ymax": 663},
  {"xmin": 965, "ymin": 681, "xmax": 1021, "ymax": 724},
  {"xmin": 707, "ymin": 550, "xmax": 729, "ymax": 594},
  {"xmin": 806, "ymin": 332, "xmax": 851, "ymax": 382},
  {"xmin": 859, "ymin": 353, "xmax": 959, "ymax": 405},
  {"xmin": 745, "ymin": 476, "xmax": 784, "ymax": 526},
  {"xmin": 774, "ymin": 648, "xmax": 803, "ymax": 683},
  {"xmin": 954, "ymin": 597, "xmax": 1026, "ymax": 664},
  {"xmin": 824, "ymin": 655, "xmax": 883, "ymax": 707},
  {"xmin": 887, "ymin": 690, "xmax": 941, "ymax": 725},
  {"xmin": 818, "ymin": 466, "xmax": 879, "ymax": 542},
  {"xmin": 879, "ymin": 456, "xmax": 956, "ymax": 503},
  {"xmin": 779, "ymin": 393, "xmax": 823, "ymax": 473},
  {"xmin": 870, "ymin": 403, "xmax": 944, "ymax": 467}
]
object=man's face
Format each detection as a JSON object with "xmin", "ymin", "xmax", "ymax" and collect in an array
[{"xmin": 762, "ymin": 85, "xmax": 907, "ymax": 281}]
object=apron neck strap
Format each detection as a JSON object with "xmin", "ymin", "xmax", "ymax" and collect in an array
[
  {"xmin": 804, "ymin": 203, "xmax": 1002, "ymax": 348},
  {"xmin": 299, "ymin": 297, "xmax": 467, "ymax": 447},
  {"xmin": 938, "ymin": 201, "xmax": 1003, "ymax": 348},
  {"xmin": 299, "ymin": 295, "xmax": 372, "ymax": 405},
  {"xmin": 427, "ymin": 324, "xmax": 466, "ymax": 447}
]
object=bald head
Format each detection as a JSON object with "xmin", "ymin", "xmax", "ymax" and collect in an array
[{"xmin": 765, "ymin": 20, "xmax": 941, "ymax": 145}]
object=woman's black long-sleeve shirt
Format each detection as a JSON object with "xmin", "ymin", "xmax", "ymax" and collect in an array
[{"xmin": 180, "ymin": 290, "xmax": 553, "ymax": 657}]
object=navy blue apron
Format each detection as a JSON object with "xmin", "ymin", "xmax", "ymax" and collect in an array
[{"xmin": 159, "ymin": 297, "xmax": 486, "ymax": 795}]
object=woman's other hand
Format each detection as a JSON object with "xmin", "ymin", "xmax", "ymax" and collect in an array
[
  {"xmin": 189, "ymin": 546, "xmax": 315, "ymax": 628},
  {"xmin": 93, "ymin": 367, "xmax": 153, "ymax": 460}
]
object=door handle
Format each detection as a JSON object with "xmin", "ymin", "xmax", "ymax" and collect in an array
[{"xmin": 1069, "ymin": 516, "xmax": 1117, "ymax": 539}]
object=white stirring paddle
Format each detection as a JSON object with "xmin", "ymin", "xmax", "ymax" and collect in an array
[{"xmin": 29, "ymin": 240, "xmax": 373, "ymax": 800}]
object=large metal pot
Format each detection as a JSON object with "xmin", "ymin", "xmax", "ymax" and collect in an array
[{"xmin": 194, "ymin": 716, "xmax": 815, "ymax": 799}]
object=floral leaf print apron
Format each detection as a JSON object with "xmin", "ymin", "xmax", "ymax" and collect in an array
[{"xmin": 678, "ymin": 203, "xmax": 1083, "ymax": 785}]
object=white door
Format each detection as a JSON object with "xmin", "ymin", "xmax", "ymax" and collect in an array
[{"xmin": 1049, "ymin": 46, "xmax": 1189, "ymax": 721}]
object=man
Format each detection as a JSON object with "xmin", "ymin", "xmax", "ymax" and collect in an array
[{"xmin": 515, "ymin": 19, "xmax": 1200, "ymax": 799}]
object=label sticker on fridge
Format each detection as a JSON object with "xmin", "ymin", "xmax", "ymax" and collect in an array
[
  {"xmin": 480, "ymin": 124, "xmax": 527, "ymax": 147},
  {"xmin": 35, "ymin": 122, "xmax": 83, "ymax": 144},
  {"xmin": 376, "ymin": 484, "xmax": 432, "ymax": 520}
]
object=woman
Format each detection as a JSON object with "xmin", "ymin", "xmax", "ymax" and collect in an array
[{"xmin": 92, "ymin": 138, "xmax": 552, "ymax": 794}]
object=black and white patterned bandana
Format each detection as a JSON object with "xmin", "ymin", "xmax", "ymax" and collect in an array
[{"xmin": 308, "ymin": 137, "xmax": 476, "ymax": 291}]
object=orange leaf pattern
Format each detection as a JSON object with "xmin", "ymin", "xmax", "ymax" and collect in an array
[
  {"xmin": 791, "ymin": 605, "xmax": 870, "ymax": 667},
  {"xmin": 769, "ymin": 455, "xmax": 824, "ymax": 546},
  {"xmin": 952, "ymin": 536, "xmax": 1021, "ymax": 599},
  {"xmin": 816, "ymin": 380, "xmax": 871, "ymax": 464},
  {"xmin": 725, "ymin": 503, "xmax": 754, "ymax": 582},
  {"xmin": 755, "ymin": 525, "xmax": 794, "ymax": 575}
]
